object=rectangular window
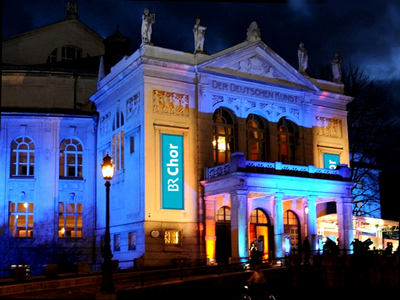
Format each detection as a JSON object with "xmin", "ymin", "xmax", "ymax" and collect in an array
[
  {"xmin": 9, "ymin": 202, "xmax": 34, "ymax": 237},
  {"xmin": 128, "ymin": 232, "xmax": 137, "ymax": 250},
  {"xmin": 164, "ymin": 229, "xmax": 182, "ymax": 246},
  {"xmin": 58, "ymin": 202, "xmax": 83, "ymax": 238},
  {"xmin": 130, "ymin": 137, "xmax": 134, "ymax": 154},
  {"xmin": 113, "ymin": 234, "xmax": 121, "ymax": 251}
]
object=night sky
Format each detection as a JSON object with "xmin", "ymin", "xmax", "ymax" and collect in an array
[{"xmin": 3, "ymin": 1, "xmax": 400, "ymax": 84}]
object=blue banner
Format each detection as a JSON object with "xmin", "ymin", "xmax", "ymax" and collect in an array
[
  {"xmin": 323, "ymin": 153, "xmax": 340, "ymax": 169},
  {"xmin": 161, "ymin": 134, "xmax": 184, "ymax": 209}
]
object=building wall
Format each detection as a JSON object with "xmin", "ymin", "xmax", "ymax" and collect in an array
[
  {"xmin": 0, "ymin": 114, "xmax": 97, "ymax": 267},
  {"xmin": 2, "ymin": 20, "xmax": 104, "ymax": 65}
]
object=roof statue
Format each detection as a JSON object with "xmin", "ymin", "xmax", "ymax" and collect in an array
[
  {"xmin": 331, "ymin": 51, "xmax": 343, "ymax": 84},
  {"xmin": 66, "ymin": 1, "xmax": 79, "ymax": 20},
  {"xmin": 297, "ymin": 42, "xmax": 309, "ymax": 76},
  {"xmin": 246, "ymin": 21, "xmax": 261, "ymax": 42},
  {"xmin": 141, "ymin": 7, "xmax": 156, "ymax": 45},
  {"xmin": 193, "ymin": 18, "xmax": 207, "ymax": 54}
]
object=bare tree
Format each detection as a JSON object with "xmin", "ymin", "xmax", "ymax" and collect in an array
[{"xmin": 317, "ymin": 64, "xmax": 398, "ymax": 217}]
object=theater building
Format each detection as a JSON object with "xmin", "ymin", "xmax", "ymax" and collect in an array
[
  {"xmin": 91, "ymin": 22, "xmax": 354, "ymax": 267},
  {"xmin": 1, "ymin": 3, "xmax": 360, "ymax": 270}
]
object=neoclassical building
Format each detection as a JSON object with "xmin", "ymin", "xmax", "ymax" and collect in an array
[
  {"xmin": 1, "ymin": 3, "xmax": 359, "ymax": 270},
  {"xmin": 90, "ymin": 18, "xmax": 354, "ymax": 267}
]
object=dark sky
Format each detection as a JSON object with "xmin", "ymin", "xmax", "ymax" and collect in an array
[{"xmin": 3, "ymin": 1, "xmax": 400, "ymax": 81}]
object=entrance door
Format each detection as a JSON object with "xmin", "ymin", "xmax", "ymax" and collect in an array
[
  {"xmin": 216, "ymin": 206, "xmax": 231, "ymax": 264},
  {"xmin": 249, "ymin": 208, "xmax": 271, "ymax": 261}
]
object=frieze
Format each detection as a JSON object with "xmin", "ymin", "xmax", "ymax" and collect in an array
[
  {"xmin": 127, "ymin": 92, "xmax": 140, "ymax": 120},
  {"xmin": 153, "ymin": 90, "xmax": 189, "ymax": 116},
  {"xmin": 212, "ymin": 94, "xmax": 300, "ymax": 120},
  {"xmin": 211, "ymin": 79, "xmax": 299, "ymax": 103},
  {"xmin": 315, "ymin": 116, "xmax": 342, "ymax": 138}
]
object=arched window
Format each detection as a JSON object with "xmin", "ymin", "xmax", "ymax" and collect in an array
[
  {"xmin": 61, "ymin": 45, "xmax": 82, "ymax": 61},
  {"xmin": 216, "ymin": 206, "xmax": 231, "ymax": 222},
  {"xmin": 11, "ymin": 136, "xmax": 35, "ymax": 176},
  {"xmin": 112, "ymin": 109, "xmax": 125, "ymax": 171},
  {"xmin": 60, "ymin": 138, "xmax": 83, "ymax": 178},
  {"xmin": 284, "ymin": 210, "xmax": 300, "ymax": 250},
  {"xmin": 246, "ymin": 114, "xmax": 269, "ymax": 161},
  {"xmin": 277, "ymin": 117, "xmax": 296, "ymax": 164},
  {"xmin": 213, "ymin": 107, "xmax": 236, "ymax": 165}
]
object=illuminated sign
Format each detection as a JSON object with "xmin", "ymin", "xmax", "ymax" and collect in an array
[
  {"xmin": 323, "ymin": 153, "xmax": 340, "ymax": 169},
  {"xmin": 161, "ymin": 134, "xmax": 184, "ymax": 209}
]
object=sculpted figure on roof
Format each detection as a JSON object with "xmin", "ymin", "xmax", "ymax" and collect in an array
[
  {"xmin": 141, "ymin": 7, "xmax": 156, "ymax": 45},
  {"xmin": 246, "ymin": 21, "xmax": 261, "ymax": 42}
]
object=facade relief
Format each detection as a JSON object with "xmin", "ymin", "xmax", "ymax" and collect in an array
[
  {"xmin": 127, "ymin": 92, "xmax": 140, "ymax": 120},
  {"xmin": 315, "ymin": 116, "xmax": 342, "ymax": 138},
  {"xmin": 153, "ymin": 90, "xmax": 189, "ymax": 116},
  {"xmin": 100, "ymin": 112, "xmax": 111, "ymax": 135}
]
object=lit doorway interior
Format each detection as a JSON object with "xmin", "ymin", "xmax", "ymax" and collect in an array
[{"xmin": 249, "ymin": 208, "xmax": 271, "ymax": 261}]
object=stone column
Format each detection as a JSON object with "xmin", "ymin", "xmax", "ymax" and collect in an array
[
  {"xmin": 273, "ymin": 193, "xmax": 284, "ymax": 259},
  {"xmin": 306, "ymin": 196, "xmax": 318, "ymax": 255},
  {"xmin": 204, "ymin": 197, "xmax": 216, "ymax": 263},
  {"xmin": 336, "ymin": 196, "xmax": 354, "ymax": 254},
  {"xmin": 230, "ymin": 189, "xmax": 249, "ymax": 263}
]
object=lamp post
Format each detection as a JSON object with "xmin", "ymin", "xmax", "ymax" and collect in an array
[{"xmin": 100, "ymin": 154, "xmax": 115, "ymax": 292}]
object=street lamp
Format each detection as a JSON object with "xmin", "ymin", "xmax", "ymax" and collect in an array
[{"xmin": 100, "ymin": 154, "xmax": 115, "ymax": 292}]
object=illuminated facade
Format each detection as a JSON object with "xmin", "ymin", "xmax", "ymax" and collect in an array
[
  {"xmin": 91, "ymin": 35, "xmax": 355, "ymax": 267},
  {"xmin": 1, "ymin": 3, "xmax": 360, "ymax": 269}
]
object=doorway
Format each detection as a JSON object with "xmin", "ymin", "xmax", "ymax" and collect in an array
[{"xmin": 216, "ymin": 206, "xmax": 231, "ymax": 264}]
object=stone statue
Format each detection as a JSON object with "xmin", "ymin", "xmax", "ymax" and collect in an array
[
  {"xmin": 193, "ymin": 18, "xmax": 207, "ymax": 53},
  {"xmin": 297, "ymin": 42, "xmax": 309, "ymax": 75},
  {"xmin": 331, "ymin": 51, "xmax": 343, "ymax": 83},
  {"xmin": 141, "ymin": 7, "xmax": 155, "ymax": 45},
  {"xmin": 66, "ymin": 1, "xmax": 79, "ymax": 20},
  {"xmin": 246, "ymin": 21, "xmax": 261, "ymax": 42}
]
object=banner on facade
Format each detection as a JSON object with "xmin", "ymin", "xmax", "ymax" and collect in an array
[
  {"xmin": 161, "ymin": 134, "xmax": 184, "ymax": 209},
  {"xmin": 323, "ymin": 153, "xmax": 340, "ymax": 169}
]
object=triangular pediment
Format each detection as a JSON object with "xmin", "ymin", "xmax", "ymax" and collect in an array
[{"xmin": 199, "ymin": 40, "xmax": 318, "ymax": 91}]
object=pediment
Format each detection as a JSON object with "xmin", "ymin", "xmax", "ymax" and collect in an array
[{"xmin": 199, "ymin": 41, "xmax": 318, "ymax": 91}]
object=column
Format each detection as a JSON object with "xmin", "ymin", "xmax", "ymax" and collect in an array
[
  {"xmin": 306, "ymin": 196, "xmax": 318, "ymax": 255},
  {"xmin": 204, "ymin": 197, "xmax": 216, "ymax": 264},
  {"xmin": 230, "ymin": 189, "xmax": 249, "ymax": 263},
  {"xmin": 336, "ymin": 197, "xmax": 354, "ymax": 254},
  {"xmin": 273, "ymin": 193, "xmax": 284, "ymax": 259}
]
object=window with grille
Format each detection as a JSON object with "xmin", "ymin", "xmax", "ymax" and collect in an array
[
  {"xmin": 112, "ymin": 110, "xmax": 125, "ymax": 171},
  {"xmin": 11, "ymin": 136, "xmax": 35, "ymax": 176},
  {"xmin": 9, "ymin": 201, "xmax": 34, "ymax": 237},
  {"xmin": 61, "ymin": 46, "xmax": 82, "ymax": 61},
  {"xmin": 277, "ymin": 117, "xmax": 296, "ymax": 164},
  {"xmin": 246, "ymin": 114, "xmax": 269, "ymax": 161},
  {"xmin": 164, "ymin": 230, "xmax": 182, "ymax": 246},
  {"xmin": 58, "ymin": 199, "xmax": 83, "ymax": 238},
  {"xmin": 212, "ymin": 107, "xmax": 236, "ymax": 165},
  {"xmin": 60, "ymin": 138, "xmax": 83, "ymax": 178}
]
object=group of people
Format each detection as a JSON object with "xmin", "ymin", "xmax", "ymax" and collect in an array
[{"xmin": 249, "ymin": 235, "xmax": 265, "ymax": 265}]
